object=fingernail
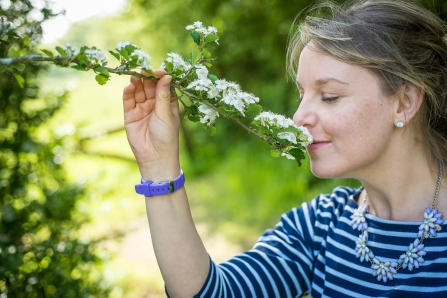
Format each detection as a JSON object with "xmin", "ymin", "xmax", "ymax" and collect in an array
[{"xmin": 163, "ymin": 75, "xmax": 172, "ymax": 85}]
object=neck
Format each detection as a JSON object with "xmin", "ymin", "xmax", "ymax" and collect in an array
[{"xmin": 357, "ymin": 152, "xmax": 444, "ymax": 222}]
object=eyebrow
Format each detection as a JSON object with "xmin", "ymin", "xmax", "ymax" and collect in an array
[{"xmin": 296, "ymin": 77, "xmax": 349, "ymax": 87}]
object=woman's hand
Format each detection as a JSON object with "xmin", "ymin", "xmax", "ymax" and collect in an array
[{"xmin": 122, "ymin": 69, "xmax": 180, "ymax": 180}]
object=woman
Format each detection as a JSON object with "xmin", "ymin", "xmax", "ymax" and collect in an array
[{"xmin": 122, "ymin": 0, "xmax": 447, "ymax": 297}]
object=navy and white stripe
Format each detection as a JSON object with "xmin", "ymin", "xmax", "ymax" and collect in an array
[{"xmin": 192, "ymin": 186, "xmax": 447, "ymax": 297}]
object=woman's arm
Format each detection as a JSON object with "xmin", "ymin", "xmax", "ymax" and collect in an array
[{"xmin": 122, "ymin": 70, "xmax": 209, "ymax": 297}]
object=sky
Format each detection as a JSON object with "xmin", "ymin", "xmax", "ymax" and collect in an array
[{"xmin": 40, "ymin": 0, "xmax": 128, "ymax": 43}]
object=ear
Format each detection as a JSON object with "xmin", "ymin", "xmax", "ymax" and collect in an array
[{"xmin": 394, "ymin": 84, "xmax": 424, "ymax": 125}]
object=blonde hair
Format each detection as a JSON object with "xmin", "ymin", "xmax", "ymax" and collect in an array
[{"xmin": 287, "ymin": 0, "xmax": 447, "ymax": 166}]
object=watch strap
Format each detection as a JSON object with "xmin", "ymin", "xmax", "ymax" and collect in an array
[{"xmin": 135, "ymin": 171, "xmax": 185, "ymax": 197}]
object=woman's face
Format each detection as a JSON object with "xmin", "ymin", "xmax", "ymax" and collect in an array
[{"xmin": 293, "ymin": 46, "xmax": 398, "ymax": 179}]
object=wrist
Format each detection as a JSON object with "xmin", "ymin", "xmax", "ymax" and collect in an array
[
  {"xmin": 135, "ymin": 170, "xmax": 185, "ymax": 197},
  {"xmin": 138, "ymin": 159, "xmax": 181, "ymax": 182}
]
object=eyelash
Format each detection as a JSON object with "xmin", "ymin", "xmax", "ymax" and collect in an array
[
  {"xmin": 322, "ymin": 96, "xmax": 339, "ymax": 102},
  {"xmin": 297, "ymin": 96, "xmax": 339, "ymax": 103}
]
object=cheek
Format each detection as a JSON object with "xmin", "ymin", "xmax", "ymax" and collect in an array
[{"xmin": 328, "ymin": 104, "xmax": 386, "ymax": 148}]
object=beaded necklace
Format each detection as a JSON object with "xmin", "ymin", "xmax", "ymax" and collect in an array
[{"xmin": 350, "ymin": 165, "xmax": 444, "ymax": 283}]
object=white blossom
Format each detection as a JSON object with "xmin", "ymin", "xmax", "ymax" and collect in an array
[
  {"xmin": 225, "ymin": 81, "xmax": 241, "ymax": 93},
  {"xmin": 236, "ymin": 91, "xmax": 259, "ymax": 105},
  {"xmin": 198, "ymin": 104, "xmax": 219, "ymax": 126},
  {"xmin": 254, "ymin": 112, "xmax": 295, "ymax": 129},
  {"xmin": 221, "ymin": 90, "xmax": 246, "ymax": 115},
  {"xmin": 62, "ymin": 43, "xmax": 79, "ymax": 57},
  {"xmin": 215, "ymin": 79, "xmax": 230, "ymax": 91},
  {"xmin": 187, "ymin": 78, "xmax": 214, "ymax": 91},
  {"xmin": 281, "ymin": 153, "xmax": 295, "ymax": 160},
  {"xmin": 297, "ymin": 126, "xmax": 313, "ymax": 146},
  {"xmin": 217, "ymin": 81, "xmax": 247, "ymax": 114},
  {"xmin": 185, "ymin": 21, "xmax": 218, "ymax": 36},
  {"xmin": 195, "ymin": 65, "xmax": 209, "ymax": 79},
  {"xmin": 165, "ymin": 52, "xmax": 191, "ymax": 72},
  {"xmin": 207, "ymin": 86, "xmax": 219, "ymax": 99},
  {"xmin": 132, "ymin": 49, "xmax": 151, "ymax": 69},
  {"xmin": 277, "ymin": 132, "xmax": 297, "ymax": 144},
  {"xmin": 85, "ymin": 49, "xmax": 107, "ymax": 61},
  {"xmin": 116, "ymin": 41, "xmax": 137, "ymax": 50}
]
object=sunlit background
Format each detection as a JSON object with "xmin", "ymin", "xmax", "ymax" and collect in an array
[{"xmin": 0, "ymin": 0, "xmax": 389, "ymax": 296}]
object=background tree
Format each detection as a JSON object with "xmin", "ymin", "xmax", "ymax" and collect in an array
[{"xmin": 0, "ymin": 1, "xmax": 109, "ymax": 296}]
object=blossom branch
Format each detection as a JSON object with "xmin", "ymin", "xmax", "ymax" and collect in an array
[
  {"xmin": 0, "ymin": 55, "xmax": 157, "ymax": 80},
  {"xmin": 0, "ymin": 19, "xmax": 313, "ymax": 165},
  {"xmin": 172, "ymin": 83, "xmax": 267, "ymax": 142}
]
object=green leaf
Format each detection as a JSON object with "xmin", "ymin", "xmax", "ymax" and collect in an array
[
  {"xmin": 40, "ymin": 49, "xmax": 54, "ymax": 59},
  {"xmin": 190, "ymin": 31, "xmax": 201, "ymax": 45},
  {"xmin": 204, "ymin": 34, "xmax": 219, "ymax": 44},
  {"xmin": 142, "ymin": 68, "xmax": 157, "ymax": 78},
  {"xmin": 77, "ymin": 54, "xmax": 85, "ymax": 64},
  {"xmin": 95, "ymin": 74, "xmax": 108, "ymax": 85},
  {"xmin": 55, "ymin": 46, "xmax": 65, "ymax": 56},
  {"xmin": 207, "ymin": 125, "xmax": 216, "ymax": 136},
  {"xmin": 164, "ymin": 60, "xmax": 174, "ymax": 72},
  {"xmin": 202, "ymin": 49, "xmax": 212, "ymax": 58},
  {"xmin": 187, "ymin": 105, "xmax": 199, "ymax": 114},
  {"xmin": 109, "ymin": 51, "xmax": 120, "ymax": 62},
  {"xmin": 14, "ymin": 74, "xmax": 25, "ymax": 88},
  {"xmin": 207, "ymin": 74, "xmax": 218, "ymax": 83},
  {"xmin": 288, "ymin": 147, "xmax": 305, "ymax": 166},
  {"xmin": 203, "ymin": 62, "xmax": 212, "ymax": 68},
  {"xmin": 270, "ymin": 150, "xmax": 281, "ymax": 158},
  {"xmin": 80, "ymin": 46, "xmax": 89, "ymax": 53},
  {"xmin": 119, "ymin": 49, "xmax": 130, "ymax": 60},
  {"xmin": 125, "ymin": 44, "xmax": 137, "ymax": 54},
  {"xmin": 128, "ymin": 61, "xmax": 138, "ymax": 69},
  {"xmin": 190, "ymin": 50, "xmax": 202, "ymax": 64},
  {"xmin": 245, "ymin": 104, "xmax": 263, "ymax": 117},
  {"xmin": 187, "ymin": 115, "xmax": 201, "ymax": 122},
  {"xmin": 94, "ymin": 66, "xmax": 109, "ymax": 78},
  {"xmin": 70, "ymin": 65, "xmax": 86, "ymax": 71}
]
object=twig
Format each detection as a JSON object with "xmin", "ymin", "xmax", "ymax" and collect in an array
[
  {"xmin": 0, "ymin": 55, "xmax": 158, "ymax": 80},
  {"xmin": 172, "ymin": 83, "xmax": 267, "ymax": 142}
]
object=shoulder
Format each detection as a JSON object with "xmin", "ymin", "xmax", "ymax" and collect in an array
[
  {"xmin": 284, "ymin": 186, "xmax": 359, "ymax": 221},
  {"xmin": 312, "ymin": 186, "xmax": 359, "ymax": 213},
  {"xmin": 273, "ymin": 186, "xmax": 359, "ymax": 240}
]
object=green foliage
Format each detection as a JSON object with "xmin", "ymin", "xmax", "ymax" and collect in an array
[{"xmin": 0, "ymin": 1, "xmax": 109, "ymax": 296}]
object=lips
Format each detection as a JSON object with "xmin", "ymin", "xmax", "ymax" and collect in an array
[{"xmin": 307, "ymin": 141, "xmax": 331, "ymax": 151}]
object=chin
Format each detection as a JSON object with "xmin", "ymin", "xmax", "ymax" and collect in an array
[{"xmin": 309, "ymin": 160, "xmax": 348, "ymax": 179}]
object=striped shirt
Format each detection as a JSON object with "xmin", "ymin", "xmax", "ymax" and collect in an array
[{"xmin": 191, "ymin": 186, "xmax": 447, "ymax": 297}]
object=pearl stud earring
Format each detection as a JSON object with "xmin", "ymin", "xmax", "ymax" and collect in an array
[{"xmin": 395, "ymin": 121, "xmax": 404, "ymax": 128}]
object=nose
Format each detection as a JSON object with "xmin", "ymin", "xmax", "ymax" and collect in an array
[{"xmin": 293, "ymin": 98, "xmax": 317, "ymax": 128}]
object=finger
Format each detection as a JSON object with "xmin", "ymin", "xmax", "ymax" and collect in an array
[
  {"xmin": 170, "ymin": 97, "xmax": 180, "ymax": 120},
  {"xmin": 155, "ymin": 74, "xmax": 173, "ymax": 119},
  {"xmin": 143, "ymin": 69, "xmax": 168, "ymax": 100},
  {"xmin": 123, "ymin": 83, "xmax": 137, "ymax": 112},
  {"xmin": 130, "ymin": 75, "xmax": 148, "ymax": 103}
]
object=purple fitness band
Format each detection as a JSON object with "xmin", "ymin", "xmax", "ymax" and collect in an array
[{"xmin": 135, "ymin": 171, "xmax": 185, "ymax": 197}]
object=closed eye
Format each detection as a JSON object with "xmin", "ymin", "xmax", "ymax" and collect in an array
[{"xmin": 322, "ymin": 96, "xmax": 338, "ymax": 102}]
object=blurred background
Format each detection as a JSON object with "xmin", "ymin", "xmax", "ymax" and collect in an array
[{"xmin": 2, "ymin": 0, "xmax": 447, "ymax": 297}]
